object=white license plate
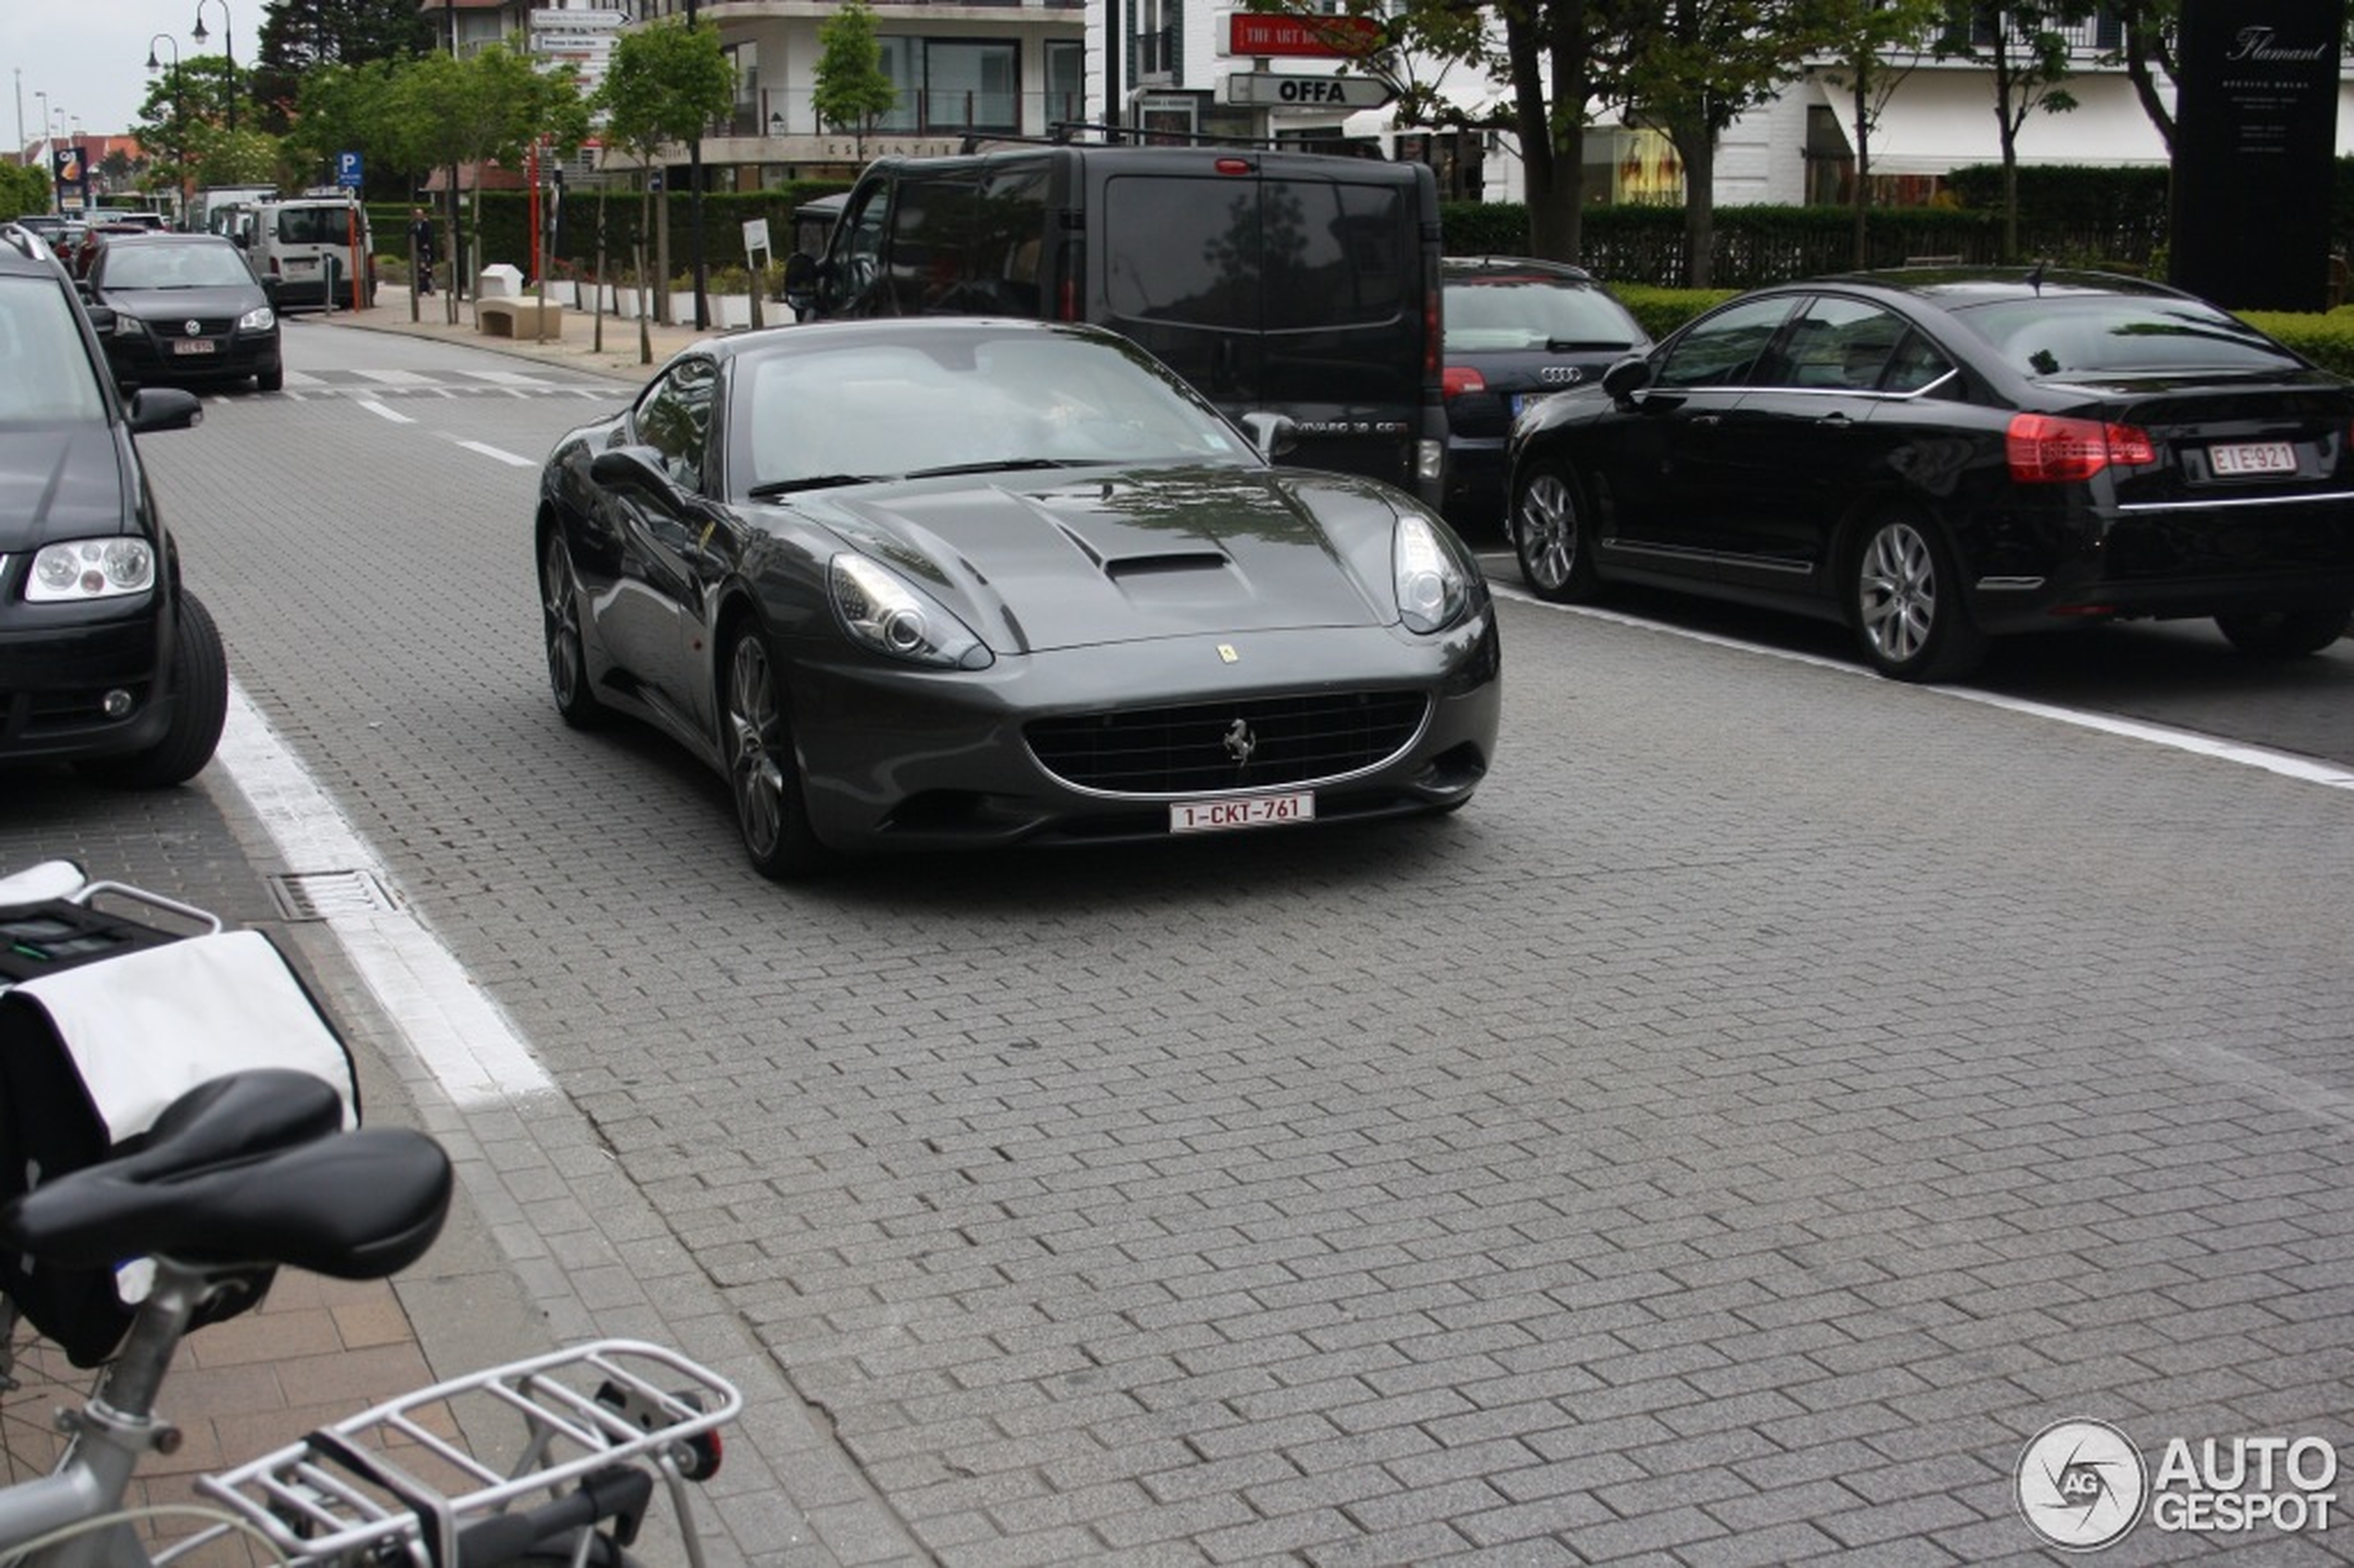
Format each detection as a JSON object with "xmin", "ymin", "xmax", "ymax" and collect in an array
[
  {"xmin": 171, "ymin": 338, "xmax": 215, "ymax": 356},
  {"xmin": 1170, "ymin": 791, "xmax": 1315, "ymax": 834},
  {"xmin": 287, "ymin": 257, "xmax": 316, "ymax": 272},
  {"xmin": 2211, "ymin": 440, "xmax": 2297, "ymax": 475}
]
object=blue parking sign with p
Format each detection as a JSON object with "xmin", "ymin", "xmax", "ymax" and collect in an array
[{"xmin": 337, "ymin": 151, "xmax": 363, "ymax": 188}]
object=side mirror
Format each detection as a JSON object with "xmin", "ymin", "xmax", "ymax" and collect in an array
[
  {"xmin": 783, "ymin": 251, "xmax": 816, "ymax": 294},
  {"xmin": 126, "ymin": 386, "xmax": 203, "ymax": 434},
  {"xmin": 1239, "ymin": 411, "xmax": 1297, "ymax": 461},
  {"xmin": 590, "ymin": 444, "xmax": 677, "ymax": 495},
  {"xmin": 1601, "ymin": 356, "xmax": 1652, "ymax": 404}
]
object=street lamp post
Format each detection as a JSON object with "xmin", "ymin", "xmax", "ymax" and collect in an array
[
  {"xmin": 146, "ymin": 35, "xmax": 184, "ymax": 221},
  {"xmin": 190, "ymin": 0, "xmax": 234, "ymax": 134}
]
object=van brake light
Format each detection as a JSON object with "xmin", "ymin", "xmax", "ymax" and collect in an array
[
  {"xmin": 2006, "ymin": 412, "xmax": 2156, "ymax": 482},
  {"xmin": 1442, "ymin": 366, "xmax": 1485, "ymax": 399}
]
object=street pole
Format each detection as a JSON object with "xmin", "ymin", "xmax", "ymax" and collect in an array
[
  {"xmin": 146, "ymin": 36, "xmax": 184, "ymax": 224},
  {"xmin": 446, "ymin": 0, "xmax": 461, "ymax": 319},
  {"xmin": 686, "ymin": 0, "xmax": 707, "ymax": 332},
  {"xmin": 191, "ymin": 0, "xmax": 234, "ymax": 134}
]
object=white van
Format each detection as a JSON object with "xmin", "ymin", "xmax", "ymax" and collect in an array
[{"xmin": 254, "ymin": 196, "xmax": 373, "ymax": 311}]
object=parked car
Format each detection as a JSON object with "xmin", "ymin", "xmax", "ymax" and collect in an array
[
  {"xmin": 1507, "ymin": 266, "xmax": 2354, "ymax": 680},
  {"xmin": 247, "ymin": 196, "xmax": 374, "ymax": 311},
  {"xmin": 1440, "ymin": 257, "xmax": 1650, "ymax": 535},
  {"xmin": 804, "ymin": 139, "xmax": 1450, "ymax": 512},
  {"xmin": 0, "ymin": 222, "xmax": 227, "ymax": 787},
  {"xmin": 78, "ymin": 232, "xmax": 280, "ymax": 392},
  {"xmin": 535, "ymin": 317, "xmax": 1500, "ymax": 879}
]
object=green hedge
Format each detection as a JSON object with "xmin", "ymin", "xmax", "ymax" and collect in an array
[{"xmin": 371, "ymin": 183, "xmax": 853, "ymax": 284}]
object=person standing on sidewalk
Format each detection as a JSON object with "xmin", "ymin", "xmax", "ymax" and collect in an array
[{"xmin": 410, "ymin": 208, "xmax": 437, "ymax": 296}]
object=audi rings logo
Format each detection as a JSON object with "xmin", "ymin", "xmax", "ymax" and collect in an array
[
  {"xmin": 2018, "ymin": 1421, "xmax": 2146, "ymax": 1551},
  {"xmin": 1538, "ymin": 366, "xmax": 1583, "ymax": 386}
]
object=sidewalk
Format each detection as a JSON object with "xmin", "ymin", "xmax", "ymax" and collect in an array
[{"xmin": 328, "ymin": 282, "xmax": 733, "ymax": 379}]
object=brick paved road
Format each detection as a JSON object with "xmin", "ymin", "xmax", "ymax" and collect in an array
[{"xmin": 19, "ymin": 313, "xmax": 2354, "ymax": 1564}]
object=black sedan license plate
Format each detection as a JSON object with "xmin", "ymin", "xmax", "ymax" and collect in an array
[
  {"xmin": 170, "ymin": 338, "xmax": 216, "ymax": 356},
  {"xmin": 2211, "ymin": 440, "xmax": 2296, "ymax": 475},
  {"xmin": 1170, "ymin": 791, "xmax": 1315, "ymax": 833}
]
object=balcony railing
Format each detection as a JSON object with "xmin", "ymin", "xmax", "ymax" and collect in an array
[{"xmin": 739, "ymin": 87, "xmax": 1086, "ymax": 141}]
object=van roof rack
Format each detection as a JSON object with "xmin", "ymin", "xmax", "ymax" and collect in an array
[{"xmin": 955, "ymin": 122, "xmax": 1386, "ymax": 158}]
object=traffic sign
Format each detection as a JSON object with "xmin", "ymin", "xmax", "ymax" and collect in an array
[{"xmin": 336, "ymin": 151, "xmax": 363, "ymax": 188}]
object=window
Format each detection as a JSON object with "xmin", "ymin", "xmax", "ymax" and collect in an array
[
  {"xmin": 0, "ymin": 276, "xmax": 105, "ymax": 424},
  {"xmin": 878, "ymin": 38, "xmax": 1020, "ymax": 134},
  {"xmin": 1653, "ymin": 296, "xmax": 1800, "ymax": 391},
  {"xmin": 1044, "ymin": 40, "xmax": 1083, "ymax": 127},
  {"xmin": 636, "ymin": 358, "xmax": 717, "ymax": 493},
  {"xmin": 1757, "ymin": 297, "xmax": 1909, "ymax": 392},
  {"xmin": 725, "ymin": 42, "xmax": 758, "ymax": 137}
]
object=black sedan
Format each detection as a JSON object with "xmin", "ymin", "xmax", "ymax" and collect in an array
[
  {"xmin": 79, "ymin": 233, "xmax": 281, "ymax": 393},
  {"xmin": 1507, "ymin": 268, "xmax": 2354, "ymax": 680},
  {"xmin": 1441, "ymin": 257, "xmax": 1650, "ymax": 535},
  {"xmin": 536, "ymin": 319, "xmax": 1500, "ymax": 878}
]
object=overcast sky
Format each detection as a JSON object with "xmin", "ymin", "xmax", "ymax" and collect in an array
[{"xmin": 6, "ymin": 0, "xmax": 245, "ymax": 148}]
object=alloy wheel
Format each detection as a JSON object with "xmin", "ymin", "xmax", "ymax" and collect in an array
[
  {"xmin": 1517, "ymin": 472, "xmax": 1580, "ymax": 596},
  {"xmin": 542, "ymin": 533, "xmax": 586, "ymax": 711},
  {"xmin": 728, "ymin": 633, "xmax": 787, "ymax": 859},
  {"xmin": 1857, "ymin": 519, "xmax": 1938, "ymax": 666}
]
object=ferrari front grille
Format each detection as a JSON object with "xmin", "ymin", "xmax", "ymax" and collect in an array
[{"xmin": 1027, "ymin": 690, "xmax": 1430, "ymax": 795}]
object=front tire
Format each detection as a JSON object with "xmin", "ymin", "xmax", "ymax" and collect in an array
[
  {"xmin": 1512, "ymin": 460, "xmax": 1602, "ymax": 603},
  {"xmin": 1850, "ymin": 511, "xmax": 1986, "ymax": 681},
  {"xmin": 724, "ymin": 624, "xmax": 830, "ymax": 881},
  {"xmin": 541, "ymin": 531, "xmax": 608, "ymax": 728},
  {"xmin": 79, "ymin": 590, "xmax": 228, "ymax": 789},
  {"xmin": 255, "ymin": 361, "xmax": 284, "ymax": 393},
  {"xmin": 2215, "ymin": 606, "xmax": 2350, "ymax": 657}
]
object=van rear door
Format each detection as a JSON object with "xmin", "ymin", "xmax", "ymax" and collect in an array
[{"xmin": 1097, "ymin": 158, "xmax": 1436, "ymax": 504}]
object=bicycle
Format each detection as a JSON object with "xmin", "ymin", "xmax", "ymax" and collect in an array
[{"xmin": 0, "ymin": 865, "xmax": 740, "ymax": 1567}]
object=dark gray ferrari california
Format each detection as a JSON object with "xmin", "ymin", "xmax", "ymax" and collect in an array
[{"xmin": 535, "ymin": 319, "xmax": 1500, "ymax": 878}]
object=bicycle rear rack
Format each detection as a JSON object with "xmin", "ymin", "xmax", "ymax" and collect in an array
[{"xmin": 181, "ymin": 1339, "xmax": 741, "ymax": 1566}]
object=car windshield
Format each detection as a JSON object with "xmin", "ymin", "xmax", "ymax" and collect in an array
[
  {"xmin": 0, "ymin": 275, "xmax": 106, "ymax": 423},
  {"xmin": 101, "ymin": 243, "xmax": 254, "ymax": 291},
  {"xmin": 1445, "ymin": 276, "xmax": 1642, "ymax": 352},
  {"xmin": 739, "ymin": 332, "xmax": 1252, "ymax": 495},
  {"xmin": 1952, "ymin": 296, "xmax": 2304, "ymax": 378}
]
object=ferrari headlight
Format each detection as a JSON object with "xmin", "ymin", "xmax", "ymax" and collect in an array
[
  {"xmin": 237, "ymin": 305, "xmax": 274, "ymax": 332},
  {"xmin": 829, "ymin": 553, "xmax": 993, "ymax": 670},
  {"xmin": 1394, "ymin": 513, "xmax": 1468, "ymax": 634},
  {"xmin": 28, "ymin": 537, "xmax": 157, "ymax": 601}
]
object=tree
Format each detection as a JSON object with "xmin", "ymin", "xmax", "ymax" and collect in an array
[
  {"xmin": 593, "ymin": 19, "xmax": 734, "ymax": 335},
  {"xmin": 1939, "ymin": 0, "xmax": 2095, "ymax": 261},
  {"xmin": 1615, "ymin": 0, "xmax": 1845, "ymax": 287},
  {"xmin": 0, "ymin": 162, "xmax": 50, "ymax": 218},
  {"xmin": 283, "ymin": 58, "xmax": 401, "ymax": 196},
  {"xmin": 381, "ymin": 46, "xmax": 589, "ymax": 318},
  {"xmin": 812, "ymin": 0, "xmax": 896, "ymax": 159},
  {"xmin": 254, "ymin": 0, "xmax": 434, "ymax": 138},
  {"xmin": 1816, "ymin": 0, "xmax": 1946, "ymax": 266}
]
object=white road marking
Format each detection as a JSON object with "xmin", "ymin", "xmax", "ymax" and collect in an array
[
  {"xmin": 1490, "ymin": 579, "xmax": 2354, "ymax": 792},
  {"xmin": 213, "ymin": 680, "xmax": 556, "ymax": 1106},
  {"xmin": 356, "ymin": 399, "xmax": 414, "ymax": 424},
  {"xmin": 457, "ymin": 439, "xmax": 538, "ymax": 468}
]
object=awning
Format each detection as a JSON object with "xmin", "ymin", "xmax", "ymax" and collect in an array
[{"xmin": 1821, "ymin": 68, "xmax": 2169, "ymax": 175}]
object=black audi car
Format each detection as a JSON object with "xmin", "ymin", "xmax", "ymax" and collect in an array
[
  {"xmin": 79, "ymin": 232, "xmax": 281, "ymax": 393},
  {"xmin": 0, "ymin": 224, "xmax": 227, "ymax": 787},
  {"xmin": 537, "ymin": 318, "xmax": 1500, "ymax": 879},
  {"xmin": 1441, "ymin": 257, "xmax": 1650, "ymax": 536},
  {"xmin": 1507, "ymin": 267, "xmax": 2354, "ymax": 680}
]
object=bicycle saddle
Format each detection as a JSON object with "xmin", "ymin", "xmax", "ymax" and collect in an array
[{"xmin": 0, "ymin": 1069, "xmax": 451, "ymax": 1280}]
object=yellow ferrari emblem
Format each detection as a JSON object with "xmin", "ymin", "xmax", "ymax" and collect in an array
[{"xmin": 1218, "ymin": 644, "xmax": 1239, "ymax": 664}]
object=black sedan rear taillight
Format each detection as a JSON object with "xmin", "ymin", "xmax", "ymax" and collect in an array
[{"xmin": 2006, "ymin": 412, "xmax": 2157, "ymax": 483}]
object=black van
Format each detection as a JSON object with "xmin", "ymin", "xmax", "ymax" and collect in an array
[{"xmin": 805, "ymin": 143, "xmax": 1448, "ymax": 510}]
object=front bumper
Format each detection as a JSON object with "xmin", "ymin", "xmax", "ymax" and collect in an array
[
  {"xmin": 783, "ymin": 615, "xmax": 1502, "ymax": 854},
  {"xmin": 0, "ymin": 593, "xmax": 175, "ymax": 765},
  {"xmin": 103, "ymin": 327, "xmax": 280, "ymax": 386}
]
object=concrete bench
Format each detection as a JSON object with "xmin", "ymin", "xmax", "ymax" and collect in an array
[{"xmin": 476, "ymin": 298, "xmax": 564, "ymax": 339}]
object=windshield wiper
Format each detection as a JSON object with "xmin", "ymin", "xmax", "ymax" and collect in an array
[
  {"xmin": 899, "ymin": 458, "xmax": 1086, "ymax": 479},
  {"xmin": 745, "ymin": 474, "xmax": 885, "ymax": 498}
]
